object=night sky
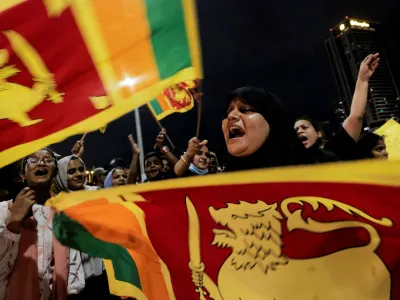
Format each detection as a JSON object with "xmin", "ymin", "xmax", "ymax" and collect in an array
[{"xmin": 3, "ymin": 0, "xmax": 400, "ymax": 175}]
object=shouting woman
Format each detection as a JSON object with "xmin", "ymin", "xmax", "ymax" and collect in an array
[
  {"xmin": 221, "ymin": 86, "xmax": 312, "ymax": 171},
  {"xmin": 294, "ymin": 53, "xmax": 380, "ymax": 161},
  {"xmin": 104, "ymin": 167, "xmax": 127, "ymax": 188},
  {"xmin": 0, "ymin": 149, "xmax": 85, "ymax": 300}
]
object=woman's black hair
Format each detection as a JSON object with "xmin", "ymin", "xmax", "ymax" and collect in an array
[
  {"xmin": 20, "ymin": 148, "xmax": 58, "ymax": 175},
  {"xmin": 358, "ymin": 132, "xmax": 384, "ymax": 158},
  {"xmin": 295, "ymin": 116, "xmax": 324, "ymax": 134},
  {"xmin": 224, "ymin": 87, "xmax": 313, "ymax": 171}
]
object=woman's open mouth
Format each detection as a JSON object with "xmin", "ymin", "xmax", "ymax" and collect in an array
[
  {"xmin": 34, "ymin": 168, "xmax": 49, "ymax": 178},
  {"xmin": 228, "ymin": 126, "xmax": 245, "ymax": 139},
  {"xmin": 299, "ymin": 135, "xmax": 308, "ymax": 144}
]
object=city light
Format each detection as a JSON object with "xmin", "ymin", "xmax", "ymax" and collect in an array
[{"xmin": 350, "ymin": 20, "xmax": 370, "ymax": 28}]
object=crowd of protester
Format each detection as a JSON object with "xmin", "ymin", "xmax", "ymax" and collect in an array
[{"xmin": 0, "ymin": 53, "xmax": 390, "ymax": 300}]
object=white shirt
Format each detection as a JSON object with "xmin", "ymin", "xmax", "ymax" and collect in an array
[{"xmin": 0, "ymin": 200, "xmax": 85, "ymax": 300}]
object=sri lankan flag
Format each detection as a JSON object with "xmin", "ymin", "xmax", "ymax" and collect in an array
[
  {"xmin": 48, "ymin": 160, "xmax": 400, "ymax": 299},
  {"xmin": 148, "ymin": 80, "xmax": 198, "ymax": 120},
  {"xmin": 0, "ymin": 0, "xmax": 201, "ymax": 168}
]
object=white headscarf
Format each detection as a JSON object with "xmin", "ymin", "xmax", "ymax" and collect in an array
[
  {"xmin": 54, "ymin": 155, "xmax": 103, "ymax": 278},
  {"xmin": 54, "ymin": 155, "xmax": 85, "ymax": 192}
]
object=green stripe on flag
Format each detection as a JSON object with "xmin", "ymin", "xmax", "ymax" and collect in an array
[
  {"xmin": 53, "ymin": 213, "xmax": 142, "ymax": 289},
  {"xmin": 146, "ymin": 0, "xmax": 191, "ymax": 80},
  {"xmin": 149, "ymin": 99, "xmax": 164, "ymax": 116}
]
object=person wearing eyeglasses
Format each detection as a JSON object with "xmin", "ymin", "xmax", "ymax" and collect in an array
[
  {"xmin": 0, "ymin": 149, "xmax": 86, "ymax": 300},
  {"xmin": 174, "ymin": 137, "xmax": 211, "ymax": 177}
]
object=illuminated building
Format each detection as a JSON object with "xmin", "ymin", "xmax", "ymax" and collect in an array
[{"xmin": 325, "ymin": 17, "xmax": 400, "ymax": 128}]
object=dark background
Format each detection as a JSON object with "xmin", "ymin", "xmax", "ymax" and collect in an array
[{"xmin": 2, "ymin": 0, "xmax": 400, "ymax": 181}]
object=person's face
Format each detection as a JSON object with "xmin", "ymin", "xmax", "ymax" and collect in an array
[
  {"xmin": 294, "ymin": 119, "xmax": 321, "ymax": 149},
  {"xmin": 162, "ymin": 158, "xmax": 171, "ymax": 173},
  {"xmin": 112, "ymin": 169, "xmax": 127, "ymax": 186},
  {"xmin": 145, "ymin": 156, "xmax": 163, "ymax": 180},
  {"xmin": 193, "ymin": 145, "xmax": 211, "ymax": 170},
  {"xmin": 222, "ymin": 99, "xmax": 270, "ymax": 157},
  {"xmin": 23, "ymin": 150, "xmax": 57, "ymax": 188},
  {"xmin": 371, "ymin": 139, "xmax": 389, "ymax": 160},
  {"xmin": 67, "ymin": 158, "xmax": 86, "ymax": 191},
  {"xmin": 209, "ymin": 154, "xmax": 218, "ymax": 173},
  {"xmin": 97, "ymin": 175, "xmax": 106, "ymax": 188}
]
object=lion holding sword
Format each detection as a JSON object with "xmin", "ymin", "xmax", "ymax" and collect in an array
[{"xmin": 186, "ymin": 196, "xmax": 392, "ymax": 300}]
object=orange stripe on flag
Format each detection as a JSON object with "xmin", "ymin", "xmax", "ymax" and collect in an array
[
  {"xmin": 64, "ymin": 202, "xmax": 171, "ymax": 299},
  {"xmin": 92, "ymin": 0, "xmax": 160, "ymax": 99},
  {"xmin": 156, "ymin": 94, "xmax": 170, "ymax": 111}
]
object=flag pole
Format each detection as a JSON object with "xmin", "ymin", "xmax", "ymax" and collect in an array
[
  {"xmin": 134, "ymin": 108, "xmax": 146, "ymax": 182},
  {"xmin": 195, "ymin": 80, "xmax": 203, "ymax": 138},
  {"xmin": 80, "ymin": 132, "xmax": 88, "ymax": 142}
]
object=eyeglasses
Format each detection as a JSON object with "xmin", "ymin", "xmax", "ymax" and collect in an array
[{"xmin": 26, "ymin": 157, "xmax": 55, "ymax": 166}]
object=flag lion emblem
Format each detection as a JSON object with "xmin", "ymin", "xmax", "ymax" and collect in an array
[{"xmin": 186, "ymin": 196, "xmax": 393, "ymax": 300}]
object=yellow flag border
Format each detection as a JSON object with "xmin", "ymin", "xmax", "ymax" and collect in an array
[
  {"xmin": 47, "ymin": 159, "xmax": 400, "ymax": 212},
  {"xmin": 182, "ymin": 0, "xmax": 203, "ymax": 79},
  {"xmin": 103, "ymin": 259, "xmax": 147, "ymax": 300},
  {"xmin": 0, "ymin": 66, "xmax": 197, "ymax": 168},
  {"xmin": 0, "ymin": 0, "xmax": 24, "ymax": 13}
]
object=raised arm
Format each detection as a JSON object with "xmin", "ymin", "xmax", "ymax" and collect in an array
[
  {"xmin": 343, "ymin": 53, "xmax": 380, "ymax": 141},
  {"xmin": 174, "ymin": 137, "xmax": 206, "ymax": 177},
  {"xmin": 127, "ymin": 134, "xmax": 140, "ymax": 184},
  {"xmin": 154, "ymin": 128, "xmax": 178, "ymax": 167},
  {"xmin": 71, "ymin": 140, "xmax": 84, "ymax": 158}
]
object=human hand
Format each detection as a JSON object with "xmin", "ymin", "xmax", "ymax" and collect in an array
[
  {"xmin": 358, "ymin": 53, "xmax": 380, "ymax": 82},
  {"xmin": 128, "ymin": 134, "xmax": 140, "ymax": 155},
  {"xmin": 154, "ymin": 128, "xmax": 167, "ymax": 149},
  {"xmin": 9, "ymin": 187, "xmax": 36, "ymax": 223},
  {"xmin": 186, "ymin": 137, "xmax": 208, "ymax": 159},
  {"xmin": 71, "ymin": 140, "xmax": 84, "ymax": 157}
]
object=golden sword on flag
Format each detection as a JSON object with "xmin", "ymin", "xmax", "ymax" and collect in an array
[{"xmin": 186, "ymin": 196, "xmax": 207, "ymax": 300}]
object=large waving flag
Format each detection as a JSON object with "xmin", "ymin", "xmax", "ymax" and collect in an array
[
  {"xmin": 48, "ymin": 160, "xmax": 400, "ymax": 299},
  {"xmin": 0, "ymin": 0, "xmax": 201, "ymax": 167}
]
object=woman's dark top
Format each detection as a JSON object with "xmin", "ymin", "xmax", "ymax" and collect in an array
[
  {"xmin": 308, "ymin": 143, "xmax": 340, "ymax": 163},
  {"xmin": 324, "ymin": 126, "xmax": 362, "ymax": 161}
]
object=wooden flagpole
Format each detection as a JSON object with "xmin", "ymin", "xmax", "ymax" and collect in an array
[{"xmin": 149, "ymin": 107, "xmax": 176, "ymax": 150}]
